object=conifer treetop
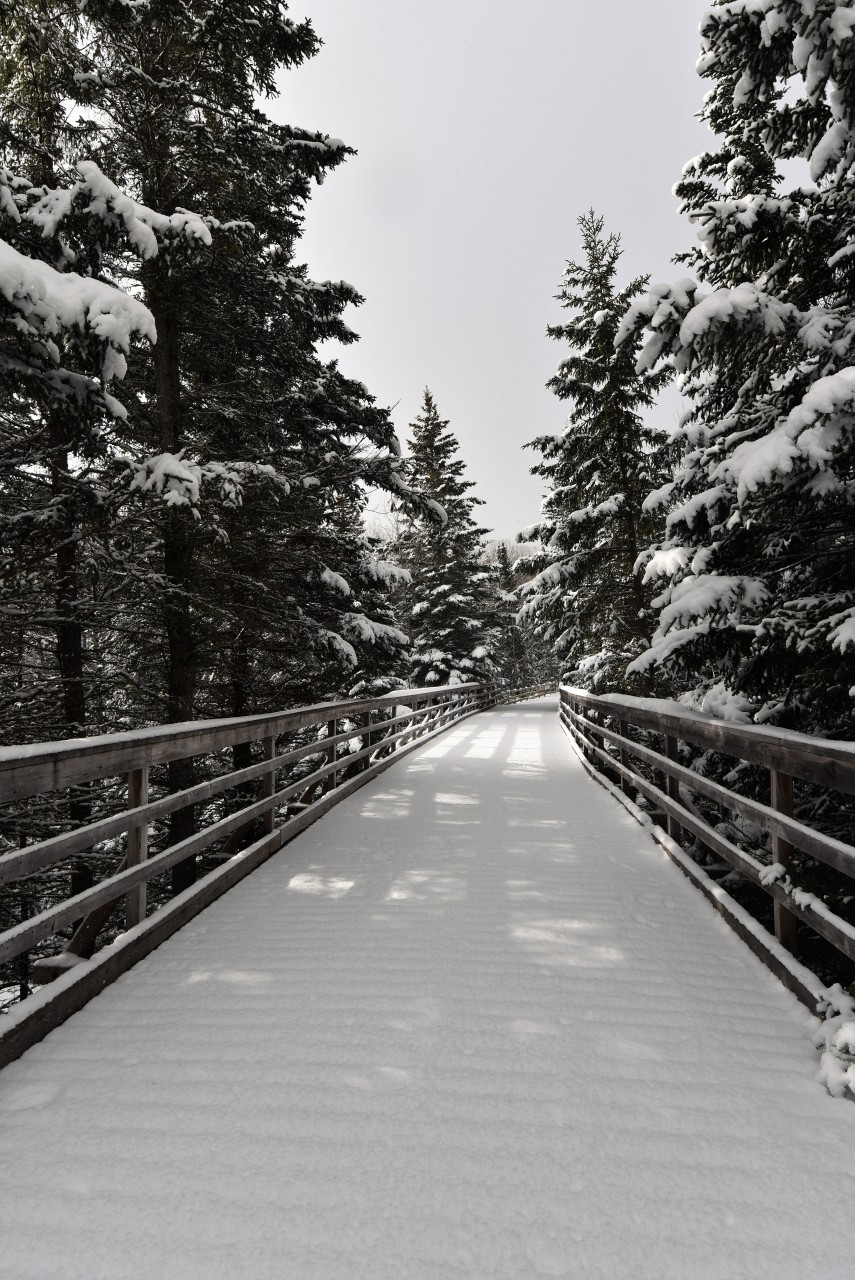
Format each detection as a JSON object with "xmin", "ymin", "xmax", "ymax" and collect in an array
[
  {"xmin": 519, "ymin": 211, "xmax": 671, "ymax": 692},
  {"xmin": 396, "ymin": 388, "xmax": 497, "ymax": 687}
]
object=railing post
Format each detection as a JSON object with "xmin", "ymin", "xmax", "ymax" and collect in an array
[
  {"xmin": 362, "ymin": 711, "xmax": 372, "ymax": 770},
  {"xmin": 619, "ymin": 720, "xmax": 633, "ymax": 797},
  {"xmin": 326, "ymin": 719, "xmax": 337, "ymax": 791},
  {"xmin": 261, "ymin": 736, "xmax": 276, "ymax": 834},
  {"xmin": 587, "ymin": 707, "xmax": 597, "ymax": 762},
  {"xmin": 664, "ymin": 735, "xmax": 681, "ymax": 842},
  {"xmin": 126, "ymin": 765, "xmax": 149, "ymax": 928},
  {"xmin": 771, "ymin": 769, "xmax": 799, "ymax": 952}
]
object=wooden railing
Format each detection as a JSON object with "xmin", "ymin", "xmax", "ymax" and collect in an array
[
  {"xmin": 493, "ymin": 682, "xmax": 554, "ymax": 705},
  {"xmin": 0, "ymin": 679, "xmax": 551, "ymax": 1066},
  {"xmin": 560, "ymin": 685, "xmax": 855, "ymax": 1007}
]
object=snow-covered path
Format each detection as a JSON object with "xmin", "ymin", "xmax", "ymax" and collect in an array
[{"xmin": 2, "ymin": 698, "xmax": 855, "ymax": 1279}]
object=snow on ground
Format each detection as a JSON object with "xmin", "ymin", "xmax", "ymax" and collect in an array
[{"xmin": 1, "ymin": 698, "xmax": 855, "ymax": 1279}]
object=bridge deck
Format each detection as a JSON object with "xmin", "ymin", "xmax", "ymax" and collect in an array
[{"xmin": 2, "ymin": 698, "xmax": 854, "ymax": 1279}]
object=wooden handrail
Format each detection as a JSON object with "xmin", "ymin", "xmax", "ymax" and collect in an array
[
  {"xmin": 562, "ymin": 688, "xmax": 855, "ymax": 795},
  {"xmin": 559, "ymin": 684, "xmax": 855, "ymax": 978},
  {"xmin": 0, "ymin": 684, "xmax": 494, "ymax": 801},
  {"xmin": 0, "ymin": 679, "xmax": 551, "ymax": 1069},
  {"xmin": 0, "ymin": 704, "xmax": 466, "ymax": 884}
]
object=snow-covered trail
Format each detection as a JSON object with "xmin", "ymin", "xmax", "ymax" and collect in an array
[{"xmin": 2, "ymin": 698, "xmax": 854, "ymax": 1280}]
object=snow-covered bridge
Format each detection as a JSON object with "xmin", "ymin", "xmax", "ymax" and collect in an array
[{"xmin": 2, "ymin": 696, "xmax": 855, "ymax": 1278}]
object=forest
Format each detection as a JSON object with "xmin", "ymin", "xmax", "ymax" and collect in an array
[
  {"xmin": 2, "ymin": 0, "xmax": 855, "ymax": 1004},
  {"xmin": 5, "ymin": 8, "xmax": 855, "ymax": 1275}
]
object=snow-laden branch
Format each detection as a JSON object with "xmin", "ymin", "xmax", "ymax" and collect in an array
[{"xmin": 29, "ymin": 161, "xmax": 213, "ymax": 259}]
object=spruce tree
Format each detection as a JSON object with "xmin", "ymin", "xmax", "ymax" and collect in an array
[
  {"xmin": 59, "ymin": 1, "xmax": 432, "ymax": 734},
  {"xmin": 0, "ymin": 3, "xmax": 156, "ymax": 748},
  {"xmin": 486, "ymin": 541, "xmax": 557, "ymax": 689},
  {"xmin": 396, "ymin": 391, "xmax": 496, "ymax": 687},
  {"xmin": 0, "ymin": 191, "xmax": 156, "ymax": 752},
  {"xmin": 518, "ymin": 212, "xmax": 670, "ymax": 690},
  {"xmin": 618, "ymin": 1, "xmax": 855, "ymax": 734},
  {"xmin": 0, "ymin": 22, "xmax": 158, "ymax": 955},
  {"xmin": 491, "ymin": 543, "xmax": 534, "ymax": 689},
  {"xmin": 0, "ymin": 0, "xmax": 438, "ymax": 1002},
  {"xmin": 60, "ymin": 1, "xmax": 335, "ymax": 798},
  {"xmin": 0, "ymin": 1, "xmax": 437, "ymax": 905}
]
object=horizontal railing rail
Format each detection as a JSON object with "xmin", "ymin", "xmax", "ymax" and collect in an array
[
  {"xmin": 0, "ymin": 678, "xmax": 552, "ymax": 1068},
  {"xmin": 560, "ymin": 685, "xmax": 855, "ymax": 999}
]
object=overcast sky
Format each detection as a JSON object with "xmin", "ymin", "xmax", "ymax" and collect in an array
[{"xmin": 274, "ymin": 1, "xmax": 711, "ymax": 539}]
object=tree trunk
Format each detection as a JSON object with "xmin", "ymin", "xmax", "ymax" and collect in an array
[{"xmin": 146, "ymin": 273, "xmax": 199, "ymax": 895}]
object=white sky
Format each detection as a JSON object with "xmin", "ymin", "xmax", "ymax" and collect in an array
[{"xmin": 274, "ymin": 1, "xmax": 711, "ymax": 539}]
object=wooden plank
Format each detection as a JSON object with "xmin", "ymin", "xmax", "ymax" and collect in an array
[
  {"xmin": 665, "ymin": 735, "xmax": 681, "ymax": 843},
  {"xmin": 771, "ymin": 769, "xmax": 799, "ymax": 953},
  {"xmin": 261, "ymin": 737, "xmax": 276, "ymax": 836}
]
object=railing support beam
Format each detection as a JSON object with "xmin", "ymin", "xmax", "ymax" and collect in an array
[
  {"xmin": 619, "ymin": 720, "xmax": 633, "ymax": 797},
  {"xmin": 261, "ymin": 737, "xmax": 276, "ymax": 834},
  {"xmin": 771, "ymin": 769, "xmax": 799, "ymax": 953},
  {"xmin": 126, "ymin": 766, "xmax": 149, "ymax": 928},
  {"xmin": 665, "ymin": 736, "xmax": 681, "ymax": 843},
  {"xmin": 325, "ymin": 719, "xmax": 337, "ymax": 793}
]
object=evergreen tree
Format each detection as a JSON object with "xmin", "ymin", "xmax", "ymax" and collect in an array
[
  {"xmin": 59, "ymin": 2, "xmax": 339, "ymax": 761},
  {"xmin": 0, "ymin": 3, "xmax": 156, "ymax": 748},
  {"xmin": 0, "ymin": 24, "xmax": 158, "ymax": 942},
  {"xmin": 485, "ymin": 541, "xmax": 556, "ymax": 688},
  {"xmin": 1, "ymin": 1, "xmax": 433, "ymax": 724},
  {"xmin": 396, "ymin": 390, "xmax": 496, "ymax": 686},
  {"xmin": 518, "ymin": 212, "xmax": 670, "ymax": 690},
  {"xmin": 0, "ymin": 0, "xmax": 437, "ymax": 917},
  {"xmin": 618, "ymin": 1, "xmax": 855, "ymax": 734},
  {"xmin": 0, "ymin": 183, "xmax": 156, "ymax": 752},
  {"xmin": 491, "ymin": 543, "xmax": 534, "ymax": 688}
]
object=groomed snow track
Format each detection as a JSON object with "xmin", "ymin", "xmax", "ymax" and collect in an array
[{"xmin": 2, "ymin": 697, "xmax": 854, "ymax": 1279}]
